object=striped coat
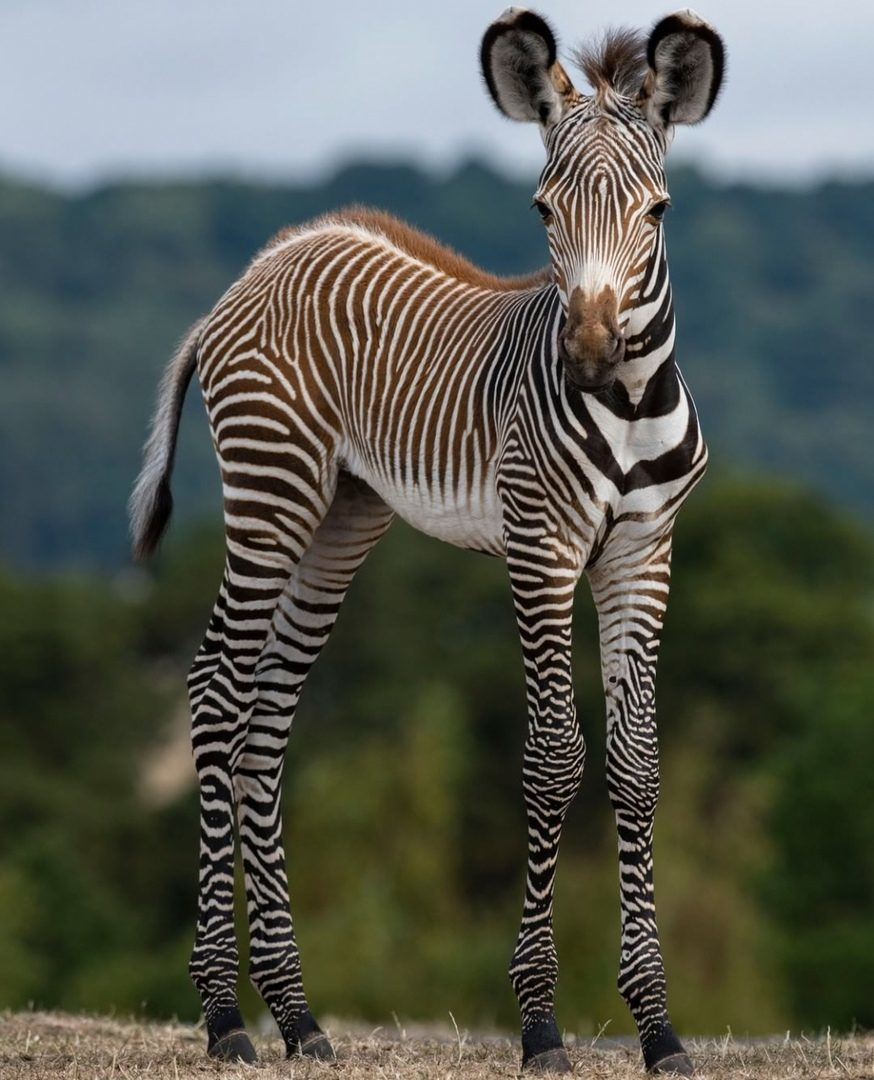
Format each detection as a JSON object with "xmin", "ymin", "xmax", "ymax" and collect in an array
[{"xmin": 130, "ymin": 8, "xmax": 724, "ymax": 1075}]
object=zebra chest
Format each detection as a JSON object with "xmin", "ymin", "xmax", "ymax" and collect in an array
[
  {"xmin": 587, "ymin": 419, "xmax": 707, "ymax": 557},
  {"xmin": 537, "ymin": 386, "xmax": 707, "ymax": 562}
]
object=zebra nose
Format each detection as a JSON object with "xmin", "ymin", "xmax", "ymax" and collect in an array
[
  {"xmin": 563, "ymin": 286, "xmax": 625, "ymax": 367},
  {"xmin": 560, "ymin": 326, "xmax": 624, "ymax": 366}
]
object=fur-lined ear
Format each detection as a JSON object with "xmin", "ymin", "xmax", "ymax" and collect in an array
[
  {"xmin": 481, "ymin": 9, "xmax": 579, "ymax": 128},
  {"xmin": 640, "ymin": 10, "xmax": 724, "ymax": 127}
]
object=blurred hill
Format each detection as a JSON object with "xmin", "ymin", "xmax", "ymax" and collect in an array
[{"xmin": 1, "ymin": 160, "xmax": 872, "ymax": 568}]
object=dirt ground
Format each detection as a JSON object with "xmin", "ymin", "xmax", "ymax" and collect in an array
[{"xmin": 1, "ymin": 1012, "xmax": 872, "ymax": 1079}]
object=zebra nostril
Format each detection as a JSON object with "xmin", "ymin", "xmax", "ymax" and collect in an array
[
  {"xmin": 608, "ymin": 334, "xmax": 626, "ymax": 362},
  {"xmin": 557, "ymin": 335, "xmax": 572, "ymax": 364}
]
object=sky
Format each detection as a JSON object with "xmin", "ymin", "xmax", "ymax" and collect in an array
[{"xmin": 3, "ymin": 0, "xmax": 873, "ymax": 189}]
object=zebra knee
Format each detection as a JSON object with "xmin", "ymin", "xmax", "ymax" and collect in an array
[
  {"xmin": 187, "ymin": 654, "xmax": 257, "ymax": 775},
  {"xmin": 523, "ymin": 720, "xmax": 586, "ymax": 814},
  {"xmin": 606, "ymin": 736, "xmax": 659, "ymax": 822}
]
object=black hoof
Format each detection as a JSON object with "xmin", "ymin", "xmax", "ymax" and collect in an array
[
  {"xmin": 643, "ymin": 1024, "xmax": 693, "ymax": 1076},
  {"xmin": 649, "ymin": 1052, "xmax": 694, "ymax": 1076},
  {"xmin": 298, "ymin": 1032, "xmax": 337, "ymax": 1062},
  {"xmin": 207, "ymin": 1029, "xmax": 258, "ymax": 1064},
  {"xmin": 521, "ymin": 1017, "xmax": 570, "ymax": 1074},
  {"xmin": 523, "ymin": 1047, "xmax": 573, "ymax": 1073},
  {"xmin": 284, "ymin": 1010, "xmax": 337, "ymax": 1062}
]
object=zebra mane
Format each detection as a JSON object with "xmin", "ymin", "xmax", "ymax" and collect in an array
[{"xmin": 572, "ymin": 27, "xmax": 647, "ymax": 99}]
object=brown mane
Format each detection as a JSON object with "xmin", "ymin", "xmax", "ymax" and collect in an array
[
  {"xmin": 279, "ymin": 207, "xmax": 551, "ymax": 293},
  {"xmin": 573, "ymin": 28, "xmax": 647, "ymax": 98}
]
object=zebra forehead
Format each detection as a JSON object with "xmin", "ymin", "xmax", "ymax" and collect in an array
[
  {"xmin": 548, "ymin": 99, "xmax": 663, "ymax": 153},
  {"xmin": 540, "ymin": 110, "xmax": 666, "ymax": 195}
]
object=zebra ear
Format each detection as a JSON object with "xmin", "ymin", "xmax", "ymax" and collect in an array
[
  {"xmin": 640, "ymin": 10, "xmax": 725, "ymax": 128},
  {"xmin": 481, "ymin": 9, "xmax": 579, "ymax": 129}
]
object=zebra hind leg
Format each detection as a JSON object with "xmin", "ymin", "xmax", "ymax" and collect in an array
[
  {"xmin": 235, "ymin": 474, "xmax": 394, "ymax": 1059},
  {"xmin": 187, "ymin": 546, "xmax": 299, "ymax": 1064}
]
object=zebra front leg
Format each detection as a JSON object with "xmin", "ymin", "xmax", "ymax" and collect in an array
[
  {"xmin": 589, "ymin": 538, "xmax": 692, "ymax": 1076},
  {"xmin": 187, "ymin": 549, "xmax": 295, "ymax": 1063},
  {"xmin": 506, "ymin": 543, "xmax": 585, "ymax": 1073},
  {"xmin": 236, "ymin": 475, "xmax": 394, "ymax": 1059}
]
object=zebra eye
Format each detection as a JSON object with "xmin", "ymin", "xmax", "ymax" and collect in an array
[
  {"xmin": 531, "ymin": 198, "xmax": 553, "ymax": 225},
  {"xmin": 647, "ymin": 199, "xmax": 670, "ymax": 223}
]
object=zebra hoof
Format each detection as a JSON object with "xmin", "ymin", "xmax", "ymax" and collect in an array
[
  {"xmin": 523, "ymin": 1047, "xmax": 573, "ymax": 1073},
  {"xmin": 284, "ymin": 1010, "xmax": 337, "ymax": 1062},
  {"xmin": 288, "ymin": 1032, "xmax": 337, "ymax": 1063},
  {"xmin": 649, "ymin": 1052, "xmax": 694, "ymax": 1076},
  {"xmin": 207, "ymin": 1029, "xmax": 258, "ymax": 1064}
]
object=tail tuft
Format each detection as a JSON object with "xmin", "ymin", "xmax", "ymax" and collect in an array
[
  {"xmin": 128, "ymin": 319, "xmax": 203, "ymax": 561},
  {"xmin": 129, "ymin": 475, "xmax": 174, "ymax": 561}
]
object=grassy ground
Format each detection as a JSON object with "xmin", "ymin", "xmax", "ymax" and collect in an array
[{"xmin": 1, "ymin": 1012, "xmax": 872, "ymax": 1079}]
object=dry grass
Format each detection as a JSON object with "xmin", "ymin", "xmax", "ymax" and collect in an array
[{"xmin": 1, "ymin": 1012, "xmax": 872, "ymax": 1080}]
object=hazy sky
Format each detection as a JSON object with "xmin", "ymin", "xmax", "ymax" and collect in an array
[{"xmin": 3, "ymin": 0, "xmax": 873, "ymax": 188}]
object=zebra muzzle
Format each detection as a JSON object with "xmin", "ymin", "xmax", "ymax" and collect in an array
[
  {"xmin": 558, "ymin": 330, "xmax": 625, "ymax": 392},
  {"xmin": 559, "ymin": 285, "xmax": 626, "ymax": 390}
]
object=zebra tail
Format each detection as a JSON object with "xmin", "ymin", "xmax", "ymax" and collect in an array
[{"xmin": 128, "ymin": 318, "xmax": 204, "ymax": 561}]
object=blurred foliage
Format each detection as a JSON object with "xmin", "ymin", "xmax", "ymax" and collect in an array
[
  {"xmin": 1, "ymin": 476, "xmax": 873, "ymax": 1036},
  {"xmin": 1, "ymin": 162, "xmax": 873, "ymax": 568}
]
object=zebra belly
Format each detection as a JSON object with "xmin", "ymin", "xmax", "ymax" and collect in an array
[{"xmin": 343, "ymin": 455, "xmax": 506, "ymax": 556}]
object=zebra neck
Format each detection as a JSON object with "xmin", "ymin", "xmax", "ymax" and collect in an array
[
  {"xmin": 613, "ymin": 239, "xmax": 676, "ymax": 404},
  {"xmin": 613, "ymin": 295, "xmax": 679, "ymax": 417}
]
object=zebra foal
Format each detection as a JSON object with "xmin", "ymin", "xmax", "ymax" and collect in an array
[{"xmin": 130, "ymin": 8, "xmax": 724, "ymax": 1074}]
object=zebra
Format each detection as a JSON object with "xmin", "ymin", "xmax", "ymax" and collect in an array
[{"xmin": 130, "ymin": 7, "xmax": 724, "ymax": 1075}]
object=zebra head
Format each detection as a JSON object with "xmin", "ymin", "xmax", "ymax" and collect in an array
[{"xmin": 481, "ymin": 9, "xmax": 724, "ymax": 392}]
